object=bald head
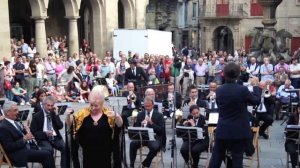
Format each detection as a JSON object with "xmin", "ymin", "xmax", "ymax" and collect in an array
[{"xmin": 145, "ymin": 88, "xmax": 156, "ymax": 100}]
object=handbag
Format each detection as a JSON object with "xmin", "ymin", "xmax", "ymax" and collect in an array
[{"xmin": 4, "ymin": 80, "xmax": 12, "ymax": 90}]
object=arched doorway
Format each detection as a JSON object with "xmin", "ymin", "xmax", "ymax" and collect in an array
[
  {"xmin": 213, "ymin": 26, "xmax": 233, "ymax": 54},
  {"xmin": 46, "ymin": 0, "xmax": 67, "ymax": 37},
  {"xmin": 9, "ymin": 0, "xmax": 33, "ymax": 42},
  {"xmin": 79, "ymin": 0, "xmax": 92, "ymax": 49},
  {"xmin": 118, "ymin": 0, "xmax": 125, "ymax": 28}
]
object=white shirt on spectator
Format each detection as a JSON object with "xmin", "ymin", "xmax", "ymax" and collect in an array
[
  {"xmin": 290, "ymin": 63, "xmax": 300, "ymax": 78},
  {"xmin": 36, "ymin": 63, "xmax": 45, "ymax": 79}
]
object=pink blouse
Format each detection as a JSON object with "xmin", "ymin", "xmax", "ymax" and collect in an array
[{"xmin": 55, "ymin": 64, "xmax": 65, "ymax": 75}]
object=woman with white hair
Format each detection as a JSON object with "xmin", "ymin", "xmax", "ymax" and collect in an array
[{"xmin": 66, "ymin": 86, "xmax": 123, "ymax": 168}]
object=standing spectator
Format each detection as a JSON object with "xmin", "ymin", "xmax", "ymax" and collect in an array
[
  {"xmin": 13, "ymin": 56, "xmax": 25, "ymax": 88},
  {"xmin": 215, "ymin": 58, "xmax": 226, "ymax": 85},
  {"xmin": 58, "ymin": 66, "xmax": 81, "ymax": 86},
  {"xmin": 55, "ymin": 58, "xmax": 65, "ymax": 77},
  {"xmin": 260, "ymin": 57, "xmax": 274, "ymax": 82},
  {"xmin": 4, "ymin": 61, "xmax": 14, "ymax": 100},
  {"xmin": 194, "ymin": 58, "xmax": 207, "ymax": 86},
  {"xmin": 100, "ymin": 59, "xmax": 111, "ymax": 77},
  {"xmin": 155, "ymin": 58, "xmax": 165, "ymax": 84},
  {"xmin": 124, "ymin": 59, "xmax": 148, "ymax": 87},
  {"xmin": 27, "ymin": 42, "xmax": 36, "ymax": 58},
  {"xmin": 105, "ymin": 72, "xmax": 118, "ymax": 96},
  {"xmin": 274, "ymin": 56, "xmax": 290, "ymax": 74},
  {"xmin": 22, "ymin": 57, "xmax": 31, "ymax": 94},
  {"xmin": 44, "ymin": 54, "xmax": 57, "ymax": 85},
  {"xmin": 274, "ymin": 67, "xmax": 289, "ymax": 88},
  {"xmin": 65, "ymin": 56, "xmax": 77, "ymax": 69},
  {"xmin": 29, "ymin": 59, "xmax": 37, "ymax": 95},
  {"xmin": 106, "ymin": 57, "xmax": 116, "ymax": 77},
  {"xmin": 147, "ymin": 61, "xmax": 157, "ymax": 83},
  {"xmin": 164, "ymin": 55, "xmax": 172, "ymax": 83},
  {"xmin": 21, "ymin": 38, "xmax": 29, "ymax": 57},
  {"xmin": 246, "ymin": 57, "xmax": 260, "ymax": 78},
  {"xmin": 182, "ymin": 58, "xmax": 194, "ymax": 97},
  {"xmin": 207, "ymin": 57, "xmax": 217, "ymax": 84},
  {"xmin": 116, "ymin": 55, "xmax": 130, "ymax": 86},
  {"xmin": 289, "ymin": 58, "xmax": 300, "ymax": 89},
  {"xmin": 36, "ymin": 58, "xmax": 45, "ymax": 87},
  {"xmin": 80, "ymin": 58, "xmax": 89, "ymax": 80}
]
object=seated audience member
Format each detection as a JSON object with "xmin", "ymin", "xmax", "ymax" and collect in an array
[
  {"xmin": 65, "ymin": 81, "xmax": 81, "ymax": 102},
  {"xmin": 88, "ymin": 65, "xmax": 102, "ymax": 87},
  {"xmin": 30, "ymin": 86, "xmax": 41, "ymax": 103},
  {"xmin": 53, "ymin": 86, "xmax": 66, "ymax": 102},
  {"xmin": 31, "ymin": 88, "xmax": 47, "ymax": 113},
  {"xmin": 275, "ymin": 79, "xmax": 298, "ymax": 119},
  {"xmin": 30, "ymin": 96, "xmax": 66, "ymax": 168},
  {"xmin": 183, "ymin": 85, "xmax": 207, "ymax": 108},
  {"xmin": 285, "ymin": 104, "xmax": 300, "ymax": 168},
  {"xmin": 254, "ymin": 81, "xmax": 274, "ymax": 139},
  {"xmin": 129, "ymin": 96, "xmax": 166, "ymax": 168},
  {"xmin": 180, "ymin": 105, "xmax": 209, "ymax": 168},
  {"xmin": 106, "ymin": 72, "xmax": 119, "ymax": 96},
  {"xmin": 121, "ymin": 82, "xmax": 141, "ymax": 128},
  {"xmin": 80, "ymin": 81, "xmax": 90, "ymax": 102},
  {"xmin": 0, "ymin": 101, "xmax": 55, "ymax": 168},
  {"xmin": 11, "ymin": 82, "xmax": 30, "ymax": 105}
]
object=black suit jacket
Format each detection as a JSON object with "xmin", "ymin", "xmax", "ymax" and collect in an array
[
  {"xmin": 215, "ymin": 83, "xmax": 261, "ymax": 139},
  {"xmin": 0, "ymin": 119, "xmax": 28, "ymax": 164},
  {"xmin": 162, "ymin": 92, "xmax": 182, "ymax": 109},
  {"xmin": 30, "ymin": 110, "xmax": 64, "ymax": 141},
  {"xmin": 133, "ymin": 110, "xmax": 166, "ymax": 146},
  {"xmin": 182, "ymin": 114, "xmax": 209, "ymax": 142},
  {"xmin": 124, "ymin": 66, "xmax": 148, "ymax": 86}
]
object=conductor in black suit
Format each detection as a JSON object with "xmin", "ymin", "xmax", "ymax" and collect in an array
[
  {"xmin": 30, "ymin": 96, "xmax": 66, "ymax": 168},
  {"xmin": 208, "ymin": 62, "xmax": 261, "ymax": 168},
  {"xmin": 180, "ymin": 105, "xmax": 209, "ymax": 168},
  {"xmin": 0, "ymin": 101, "xmax": 55, "ymax": 168},
  {"xmin": 129, "ymin": 96, "xmax": 166, "ymax": 168},
  {"xmin": 124, "ymin": 59, "xmax": 148, "ymax": 87}
]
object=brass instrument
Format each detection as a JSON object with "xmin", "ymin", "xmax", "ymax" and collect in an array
[
  {"xmin": 264, "ymin": 84, "xmax": 271, "ymax": 98},
  {"xmin": 175, "ymin": 109, "xmax": 183, "ymax": 121},
  {"xmin": 129, "ymin": 94, "xmax": 137, "ymax": 102}
]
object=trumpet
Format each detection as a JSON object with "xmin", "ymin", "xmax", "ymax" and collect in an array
[
  {"xmin": 263, "ymin": 84, "xmax": 271, "ymax": 98},
  {"xmin": 128, "ymin": 92, "xmax": 137, "ymax": 102}
]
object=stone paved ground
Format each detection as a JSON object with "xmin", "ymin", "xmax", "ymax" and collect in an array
[{"xmin": 5, "ymin": 103, "xmax": 291, "ymax": 168}]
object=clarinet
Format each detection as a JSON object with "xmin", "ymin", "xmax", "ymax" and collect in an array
[
  {"xmin": 19, "ymin": 121, "xmax": 40, "ymax": 150},
  {"xmin": 46, "ymin": 113, "xmax": 55, "ymax": 143}
]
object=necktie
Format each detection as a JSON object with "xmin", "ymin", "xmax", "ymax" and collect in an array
[
  {"xmin": 14, "ymin": 121, "xmax": 24, "ymax": 134},
  {"xmin": 259, "ymin": 98, "xmax": 264, "ymax": 111},
  {"xmin": 46, "ymin": 114, "xmax": 54, "ymax": 142},
  {"xmin": 147, "ymin": 111, "xmax": 150, "ymax": 117},
  {"xmin": 132, "ymin": 69, "xmax": 135, "ymax": 76}
]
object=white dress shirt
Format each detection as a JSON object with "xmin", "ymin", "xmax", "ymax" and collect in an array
[{"xmin": 43, "ymin": 111, "xmax": 57, "ymax": 136}]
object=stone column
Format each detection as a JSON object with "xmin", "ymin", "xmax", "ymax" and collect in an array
[
  {"xmin": 33, "ymin": 17, "xmax": 47, "ymax": 57},
  {"xmin": 66, "ymin": 16, "xmax": 80, "ymax": 56},
  {"xmin": 0, "ymin": 0, "xmax": 11, "ymax": 60},
  {"xmin": 104, "ymin": 0, "xmax": 118, "ymax": 55},
  {"xmin": 135, "ymin": 0, "xmax": 149, "ymax": 29}
]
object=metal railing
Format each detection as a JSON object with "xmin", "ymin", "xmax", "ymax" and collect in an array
[{"xmin": 199, "ymin": 3, "xmax": 245, "ymax": 18}]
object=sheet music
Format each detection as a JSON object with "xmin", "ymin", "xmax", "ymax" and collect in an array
[
  {"xmin": 128, "ymin": 127, "xmax": 155, "ymax": 141},
  {"xmin": 208, "ymin": 113, "xmax": 219, "ymax": 124},
  {"xmin": 108, "ymin": 97, "xmax": 128, "ymax": 106},
  {"xmin": 176, "ymin": 126, "xmax": 204, "ymax": 139},
  {"xmin": 182, "ymin": 105, "xmax": 190, "ymax": 119}
]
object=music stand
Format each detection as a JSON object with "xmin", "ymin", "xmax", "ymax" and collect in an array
[
  {"xmin": 128, "ymin": 127, "xmax": 155, "ymax": 166},
  {"xmin": 281, "ymin": 89, "xmax": 299, "ymax": 125},
  {"xmin": 208, "ymin": 112, "xmax": 219, "ymax": 126},
  {"xmin": 285, "ymin": 125, "xmax": 300, "ymax": 167},
  {"xmin": 57, "ymin": 105, "xmax": 68, "ymax": 115},
  {"xmin": 176, "ymin": 126, "xmax": 204, "ymax": 167},
  {"xmin": 16, "ymin": 110, "xmax": 30, "ymax": 122}
]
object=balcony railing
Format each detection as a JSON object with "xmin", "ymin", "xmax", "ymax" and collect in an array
[{"xmin": 199, "ymin": 3, "xmax": 245, "ymax": 19}]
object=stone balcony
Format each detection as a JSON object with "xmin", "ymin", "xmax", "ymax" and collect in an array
[{"xmin": 199, "ymin": 3, "xmax": 246, "ymax": 20}]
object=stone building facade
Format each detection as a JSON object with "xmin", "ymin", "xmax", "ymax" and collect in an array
[
  {"xmin": 146, "ymin": 0, "xmax": 300, "ymax": 54},
  {"xmin": 0, "ymin": 0, "xmax": 149, "ymax": 60}
]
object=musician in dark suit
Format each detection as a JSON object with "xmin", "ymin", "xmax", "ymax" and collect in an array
[
  {"xmin": 30, "ymin": 96, "xmax": 66, "ymax": 168},
  {"xmin": 180, "ymin": 105, "xmax": 209, "ymax": 168},
  {"xmin": 162, "ymin": 83, "xmax": 182, "ymax": 113},
  {"xmin": 0, "ymin": 101, "xmax": 55, "ymax": 168},
  {"xmin": 208, "ymin": 62, "xmax": 261, "ymax": 168},
  {"xmin": 183, "ymin": 85, "xmax": 207, "ymax": 108},
  {"xmin": 129, "ymin": 96, "xmax": 166, "ymax": 168},
  {"xmin": 285, "ymin": 104, "xmax": 300, "ymax": 168},
  {"xmin": 124, "ymin": 59, "xmax": 148, "ymax": 87},
  {"xmin": 121, "ymin": 82, "xmax": 141, "ymax": 128}
]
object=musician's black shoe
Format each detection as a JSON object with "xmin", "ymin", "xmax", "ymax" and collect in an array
[{"xmin": 260, "ymin": 132, "xmax": 269, "ymax": 139}]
